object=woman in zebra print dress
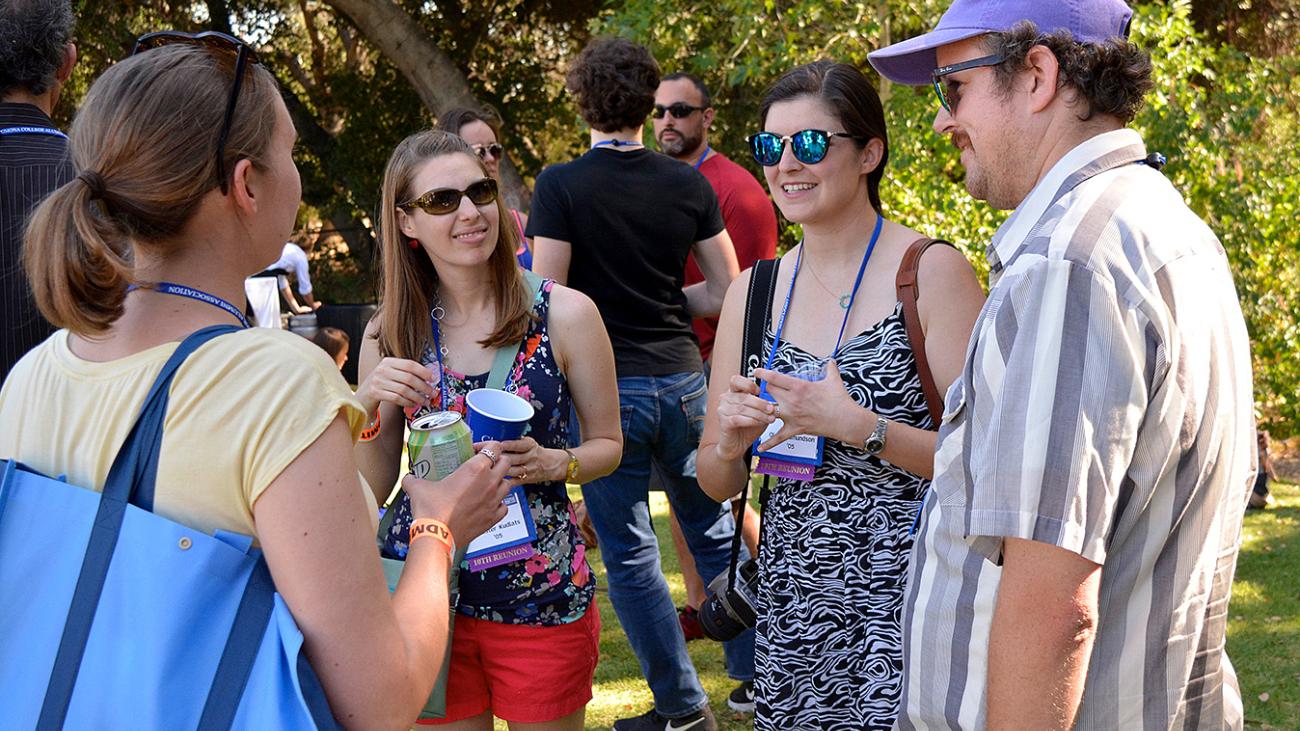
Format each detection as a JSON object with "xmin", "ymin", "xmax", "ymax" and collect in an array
[{"xmin": 696, "ymin": 61, "xmax": 985, "ymax": 729}]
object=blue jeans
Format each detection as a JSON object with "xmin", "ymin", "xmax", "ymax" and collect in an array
[{"xmin": 581, "ymin": 371, "xmax": 756, "ymax": 718}]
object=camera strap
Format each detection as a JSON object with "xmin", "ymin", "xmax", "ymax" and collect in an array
[{"xmin": 727, "ymin": 257, "xmax": 780, "ymax": 587}]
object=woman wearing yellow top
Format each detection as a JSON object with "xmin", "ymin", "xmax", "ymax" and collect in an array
[{"xmin": 0, "ymin": 35, "xmax": 509, "ymax": 729}]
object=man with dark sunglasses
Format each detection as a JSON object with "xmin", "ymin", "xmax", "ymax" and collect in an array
[
  {"xmin": 870, "ymin": 2, "xmax": 1254, "ymax": 730},
  {"xmin": 529, "ymin": 38, "xmax": 742, "ymax": 731},
  {"xmin": 0, "ymin": 0, "xmax": 78, "ymax": 381}
]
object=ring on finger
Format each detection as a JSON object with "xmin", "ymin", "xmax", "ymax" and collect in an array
[
  {"xmin": 773, "ymin": 402, "xmax": 781, "ymax": 419},
  {"xmin": 479, "ymin": 448, "xmax": 499, "ymax": 467}
]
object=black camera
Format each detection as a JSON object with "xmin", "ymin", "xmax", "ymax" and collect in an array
[{"xmin": 698, "ymin": 557, "xmax": 760, "ymax": 642}]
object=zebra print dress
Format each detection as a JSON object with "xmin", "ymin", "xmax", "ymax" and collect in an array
[{"xmin": 754, "ymin": 301, "xmax": 933, "ymax": 731}]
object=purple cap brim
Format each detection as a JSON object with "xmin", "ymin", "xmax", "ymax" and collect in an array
[{"xmin": 868, "ymin": 27, "xmax": 991, "ymax": 86}]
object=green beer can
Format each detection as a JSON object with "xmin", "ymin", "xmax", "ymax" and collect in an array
[{"xmin": 408, "ymin": 411, "xmax": 474, "ymax": 482}]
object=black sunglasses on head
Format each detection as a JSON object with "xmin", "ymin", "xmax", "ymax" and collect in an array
[
  {"xmin": 931, "ymin": 53, "xmax": 1005, "ymax": 113},
  {"xmin": 473, "ymin": 142, "xmax": 504, "ymax": 160},
  {"xmin": 652, "ymin": 103, "xmax": 708, "ymax": 120},
  {"xmin": 400, "ymin": 178, "xmax": 499, "ymax": 216},
  {"xmin": 131, "ymin": 30, "xmax": 261, "ymax": 195}
]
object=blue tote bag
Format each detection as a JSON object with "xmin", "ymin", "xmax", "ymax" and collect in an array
[{"xmin": 0, "ymin": 326, "xmax": 341, "ymax": 730}]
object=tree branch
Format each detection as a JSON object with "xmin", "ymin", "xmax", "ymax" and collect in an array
[{"xmin": 322, "ymin": 0, "xmax": 530, "ymax": 211}]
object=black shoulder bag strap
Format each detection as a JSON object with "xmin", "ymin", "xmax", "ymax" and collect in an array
[
  {"xmin": 740, "ymin": 259, "xmax": 779, "ymax": 380},
  {"xmin": 726, "ymin": 259, "xmax": 779, "ymax": 584}
]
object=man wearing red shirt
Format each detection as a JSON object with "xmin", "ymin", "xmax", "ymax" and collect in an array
[{"xmin": 653, "ymin": 72, "xmax": 776, "ymax": 713}]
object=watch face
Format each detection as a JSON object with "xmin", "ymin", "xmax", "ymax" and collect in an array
[{"xmin": 865, "ymin": 436, "xmax": 885, "ymax": 454}]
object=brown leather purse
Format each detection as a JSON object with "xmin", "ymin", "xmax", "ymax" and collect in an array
[{"xmin": 895, "ymin": 238, "xmax": 955, "ymax": 428}]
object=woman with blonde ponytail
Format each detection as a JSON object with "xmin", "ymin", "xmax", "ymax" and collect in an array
[{"xmin": 0, "ymin": 35, "xmax": 512, "ymax": 729}]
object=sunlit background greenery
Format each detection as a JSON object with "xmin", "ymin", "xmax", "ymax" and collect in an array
[
  {"xmin": 58, "ymin": 0, "xmax": 1300, "ymax": 438},
  {"xmin": 50, "ymin": 2, "xmax": 1300, "ymax": 728}
]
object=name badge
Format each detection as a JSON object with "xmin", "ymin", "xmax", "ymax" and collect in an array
[
  {"xmin": 752, "ymin": 392, "xmax": 823, "ymax": 481},
  {"xmin": 465, "ymin": 486, "xmax": 538, "ymax": 571}
]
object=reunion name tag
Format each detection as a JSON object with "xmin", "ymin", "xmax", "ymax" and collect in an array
[
  {"xmin": 465, "ymin": 486, "xmax": 538, "ymax": 571},
  {"xmin": 752, "ymin": 398, "xmax": 824, "ymax": 482}
]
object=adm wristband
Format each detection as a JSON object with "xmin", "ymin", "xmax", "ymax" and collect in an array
[
  {"xmin": 358, "ymin": 409, "xmax": 381, "ymax": 442},
  {"xmin": 409, "ymin": 518, "xmax": 456, "ymax": 555}
]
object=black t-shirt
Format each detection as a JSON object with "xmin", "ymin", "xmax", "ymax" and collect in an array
[{"xmin": 527, "ymin": 148, "xmax": 724, "ymax": 377}]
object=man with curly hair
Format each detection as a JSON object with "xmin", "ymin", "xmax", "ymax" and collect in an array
[
  {"xmin": 870, "ymin": 1, "xmax": 1255, "ymax": 729},
  {"xmin": 1, "ymin": 0, "xmax": 77, "ymax": 380},
  {"xmin": 529, "ymin": 36, "xmax": 743, "ymax": 731}
]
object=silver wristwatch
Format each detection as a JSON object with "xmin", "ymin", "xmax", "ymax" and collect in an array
[{"xmin": 863, "ymin": 417, "xmax": 888, "ymax": 456}]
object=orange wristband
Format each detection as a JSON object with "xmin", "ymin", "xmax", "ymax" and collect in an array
[
  {"xmin": 358, "ymin": 409, "xmax": 381, "ymax": 442},
  {"xmin": 409, "ymin": 518, "xmax": 455, "ymax": 555}
]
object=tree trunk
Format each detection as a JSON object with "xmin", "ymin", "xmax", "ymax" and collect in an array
[
  {"xmin": 204, "ymin": 0, "xmax": 233, "ymax": 34},
  {"xmin": 323, "ymin": 0, "xmax": 531, "ymax": 212}
]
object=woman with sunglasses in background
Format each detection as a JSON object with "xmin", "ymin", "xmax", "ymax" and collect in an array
[
  {"xmin": 437, "ymin": 109, "xmax": 534, "ymax": 269},
  {"xmin": 354, "ymin": 129, "xmax": 622, "ymax": 731},
  {"xmin": 0, "ymin": 36, "xmax": 514, "ymax": 728},
  {"xmin": 696, "ymin": 61, "xmax": 985, "ymax": 730}
]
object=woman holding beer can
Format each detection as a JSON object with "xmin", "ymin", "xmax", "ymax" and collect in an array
[
  {"xmin": 696, "ymin": 61, "xmax": 985, "ymax": 730},
  {"xmin": 355, "ymin": 129, "xmax": 622, "ymax": 731},
  {"xmin": 0, "ymin": 37, "xmax": 513, "ymax": 728}
]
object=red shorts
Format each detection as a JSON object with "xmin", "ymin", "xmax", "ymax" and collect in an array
[{"xmin": 418, "ymin": 602, "xmax": 600, "ymax": 724}]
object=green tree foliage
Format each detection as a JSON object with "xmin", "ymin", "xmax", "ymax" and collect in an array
[
  {"xmin": 597, "ymin": 0, "xmax": 1300, "ymax": 437},
  {"xmin": 62, "ymin": 0, "xmax": 604, "ymax": 303},
  {"xmin": 1135, "ymin": 3, "xmax": 1300, "ymax": 438},
  {"xmin": 53, "ymin": 1, "xmax": 1299, "ymax": 434}
]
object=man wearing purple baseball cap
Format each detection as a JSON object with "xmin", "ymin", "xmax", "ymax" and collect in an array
[{"xmin": 869, "ymin": 3, "xmax": 1253, "ymax": 730}]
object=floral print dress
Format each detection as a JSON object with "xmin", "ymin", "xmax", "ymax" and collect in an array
[{"xmin": 380, "ymin": 279, "xmax": 594, "ymax": 626}]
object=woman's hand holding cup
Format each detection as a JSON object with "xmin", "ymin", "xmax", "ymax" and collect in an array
[
  {"xmin": 751, "ymin": 359, "xmax": 856, "ymax": 452},
  {"xmin": 499, "ymin": 436, "xmax": 565, "ymax": 485}
]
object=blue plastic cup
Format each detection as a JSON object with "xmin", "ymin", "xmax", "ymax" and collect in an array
[{"xmin": 464, "ymin": 388, "xmax": 534, "ymax": 442}]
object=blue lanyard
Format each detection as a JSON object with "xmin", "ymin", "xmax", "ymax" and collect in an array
[
  {"xmin": 591, "ymin": 139, "xmax": 643, "ymax": 150},
  {"xmin": 131, "ymin": 282, "xmax": 250, "ymax": 328},
  {"xmin": 762, "ymin": 215, "xmax": 884, "ymax": 376},
  {"xmin": 428, "ymin": 311, "xmax": 516, "ymax": 413},
  {"xmin": 429, "ymin": 314, "xmax": 450, "ymax": 412},
  {"xmin": 0, "ymin": 126, "xmax": 68, "ymax": 140},
  {"xmin": 693, "ymin": 145, "xmax": 712, "ymax": 169}
]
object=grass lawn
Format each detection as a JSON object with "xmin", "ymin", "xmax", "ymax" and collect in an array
[
  {"xmin": 1231, "ymin": 479, "xmax": 1300, "ymax": 729},
  {"xmin": 480, "ymin": 482, "xmax": 1300, "ymax": 730},
  {"xmin": 569, "ymin": 489, "xmax": 753, "ymax": 731}
]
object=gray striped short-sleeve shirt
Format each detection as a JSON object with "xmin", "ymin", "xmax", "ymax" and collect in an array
[{"xmin": 898, "ymin": 129, "xmax": 1255, "ymax": 730}]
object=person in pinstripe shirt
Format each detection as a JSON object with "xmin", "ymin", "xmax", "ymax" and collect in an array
[
  {"xmin": 870, "ymin": 2, "xmax": 1255, "ymax": 729},
  {"xmin": 1, "ymin": 0, "xmax": 77, "ymax": 380}
]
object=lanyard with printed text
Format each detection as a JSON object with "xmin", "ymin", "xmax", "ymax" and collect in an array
[
  {"xmin": 131, "ymin": 282, "xmax": 250, "ymax": 328},
  {"xmin": 0, "ymin": 126, "xmax": 68, "ymax": 140}
]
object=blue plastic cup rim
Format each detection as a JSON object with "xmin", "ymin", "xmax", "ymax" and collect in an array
[{"xmin": 465, "ymin": 388, "xmax": 533, "ymax": 422}]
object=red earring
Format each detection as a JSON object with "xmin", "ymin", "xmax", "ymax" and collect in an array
[{"xmin": 408, "ymin": 239, "xmax": 420, "ymax": 249}]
